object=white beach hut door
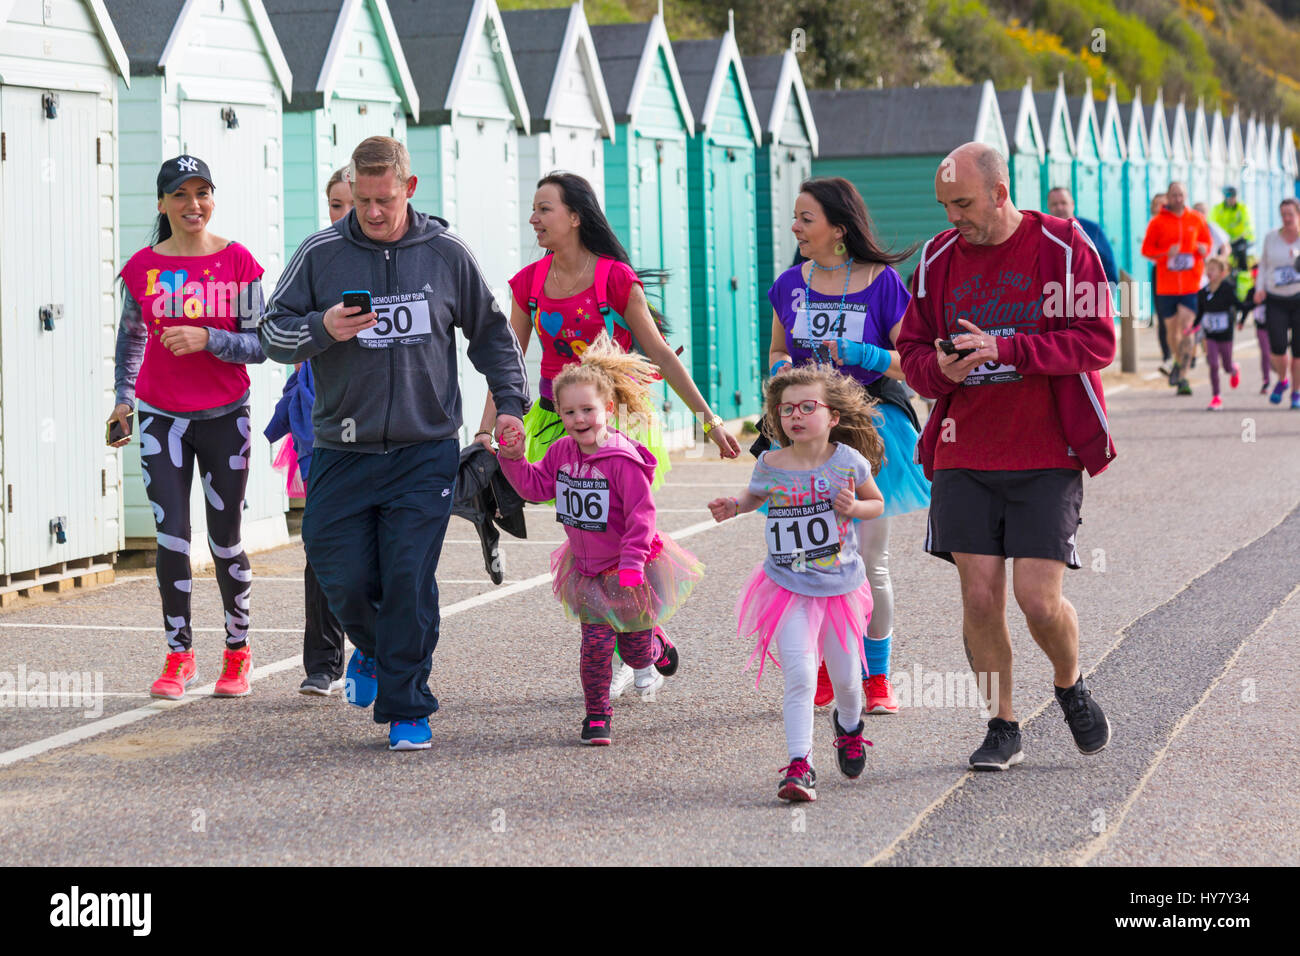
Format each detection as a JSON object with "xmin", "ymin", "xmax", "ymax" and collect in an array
[{"xmin": 0, "ymin": 87, "xmax": 101, "ymax": 574}]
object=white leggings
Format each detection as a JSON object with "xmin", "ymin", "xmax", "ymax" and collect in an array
[
  {"xmin": 859, "ymin": 515, "xmax": 893, "ymax": 640},
  {"xmin": 777, "ymin": 601, "xmax": 864, "ymax": 761}
]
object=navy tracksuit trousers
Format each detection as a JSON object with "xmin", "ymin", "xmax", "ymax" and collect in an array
[{"xmin": 302, "ymin": 439, "xmax": 457, "ymax": 723}]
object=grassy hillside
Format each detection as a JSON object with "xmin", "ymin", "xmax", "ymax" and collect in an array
[{"xmin": 501, "ymin": 0, "xmax": 1300, "ymax": 138}]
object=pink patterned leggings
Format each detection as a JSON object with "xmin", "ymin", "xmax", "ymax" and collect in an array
[{"xmin": 579, "ymin": 623, "xmax": 661, "ymax": 716}]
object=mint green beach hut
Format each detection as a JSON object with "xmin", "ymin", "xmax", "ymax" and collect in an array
[
  {"xmin": 268, "ymin": 0, "xmax": 419, "ymax": 263},
  {"xmin": 1067, "ymin": 80, "xmax": 1103, "ymax": 223},
  {"xmin": 997, "ymin": 79, "xmax": 1045, "ymax": 211},
  {"xmin": 1035, "ymin": 77, "xmax": 1075, "ymax": 210}
]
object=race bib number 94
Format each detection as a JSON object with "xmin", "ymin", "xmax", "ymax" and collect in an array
[
  {"xmin": 766, "ymin": 499, "xmax": 841, "ymax": 566},
  {"xmin": 792, "ymin": 304, "xmax": 868, "ymax": 349},
  {"xmin": 555, "ymin": 472, "xmax": 610, "ymax": 532},
  {"xmin": 356, "ymin": 292, "xmax": 433, "ymax": 349}
]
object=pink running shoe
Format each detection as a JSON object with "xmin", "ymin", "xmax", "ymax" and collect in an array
[
  {"xmin": 1229, "ymin": 363, "xmax": 1240, "ymax": 390},
  {"xmin": 150, "ymin": 651, "xmax": 198, "ymax": 700},
  {"xmin": 777, "ymin": 757, "xmax": 817, "ymax": 802},
  {"xmin": 864, "ymin": 674, "xmax": 900, "ymax": 714},
  {"xmin": 213, "ymin": 646, "xmax": 252, "ymax": 697},
  {"xmin": 1207, "ymin": 395, "xmax": 1223, "ymax": 411}
]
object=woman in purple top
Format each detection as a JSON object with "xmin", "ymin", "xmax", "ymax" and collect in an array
[{"xmin": 767, "ymin": 176, "xmax": 931, "ymax": 716}]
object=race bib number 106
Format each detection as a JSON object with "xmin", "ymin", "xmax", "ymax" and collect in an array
[
  {"xmin": 356, "ymin": 292, "xmax": 433, "ymax": 349},
  {"xmin": 555, "ymin": 472, "xmax": 610, "ymax": 532}
]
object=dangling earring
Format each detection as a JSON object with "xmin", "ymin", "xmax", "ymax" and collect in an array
[{"xmin": 834, "ymin": 240, "xmax": 846, "ymax": 257}]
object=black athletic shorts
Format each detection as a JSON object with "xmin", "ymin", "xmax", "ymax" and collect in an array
[
  {"xmin": 926, "ymin": 468, "xmax": 1084, "ymax": 568},
  {"xmin": 1265, "ymin": 293, "xmax": 1300, "ymax": 358}
]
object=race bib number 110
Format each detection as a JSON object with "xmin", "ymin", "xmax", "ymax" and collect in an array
[{"xmin": 766, "ymin": 499, "xmax": 840, "ymax": 566}]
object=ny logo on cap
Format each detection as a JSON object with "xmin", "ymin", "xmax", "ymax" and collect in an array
[{"xmin": 177, "ymin": 156, "xmax": 199, "ymax": 172}]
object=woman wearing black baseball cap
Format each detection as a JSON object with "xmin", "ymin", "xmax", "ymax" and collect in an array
[{"xmin": 108, "ymin": 156, "xmax": 268, "ymax": 701}]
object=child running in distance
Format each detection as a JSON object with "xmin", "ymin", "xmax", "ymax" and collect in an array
[
  {"xmin": 1192, "ymin": 255, "xmax": 1240, "ymax": 411},
  {"xmin": 709, "ymin": 365, "xmax": 885, "ymax": 802},
  {"xmin": 497, "ymin": 334, "xmax": 702, "ymax": 745}
]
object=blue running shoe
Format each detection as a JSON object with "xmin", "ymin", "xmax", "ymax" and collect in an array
[
  {"xmin": 1270, "ymin": 380, "xmax": 1288, "ymax": 404},
  {"xmin": 389, "ymin": 718, "xmax": 432, "ymax": 751},
  {"xmin": 344, "ymin": 649, "xmax": 378, "ymax": 708}
]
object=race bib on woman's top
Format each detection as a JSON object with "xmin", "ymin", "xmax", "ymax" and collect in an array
[
  {"xmin": 356, "ymin": 292, "xmax": 432, "ymax": 348},
  {"xmin": 792, "ymin": 304, "xmax": 868, "ymax": 349},
  {"xmin": 555, "ymin": 472, "xmax": 610, "ymax": 532},
  {"xmin": 765, "ymin": 499, "xmax": 840, "ymax": 566},
  {"xmin": 1272, "ymin": 265, "xmax": 1300, "ymax": 288},
  {"xmin": 1201, "ymin": 311, "xmax": 1230, "ymax": 334},
  {"xmin": 1168, "ymin": 253, "xmax": 1195, "ymax": 272}
]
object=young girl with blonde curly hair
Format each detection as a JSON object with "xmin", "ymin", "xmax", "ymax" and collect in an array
[
  {"xmin": 497, "ymin": 334, "xmax": 703, "ymax": 745},
  {"xmin": 709, "ymin": 364, "xmax": 885, "ymax": 801}
]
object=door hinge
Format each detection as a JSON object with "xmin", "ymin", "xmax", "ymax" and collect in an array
[
  {"xmin": 96, "ymin": 137, "xmax": 102, "ymax": 163},
  {"xmin": 332, "ymin": 123, "xmax": 337, "ymax": 147},
  {"xmin": 102, "ymin": 469, "xmax": 107, "ymax": 496},
  {"xmin": 7, "ymin": 485, "xmax": 12, "ymax": 513},
  {"xmin": 2, "ymin": 132, "xmax": 6, "ymax": 161}
]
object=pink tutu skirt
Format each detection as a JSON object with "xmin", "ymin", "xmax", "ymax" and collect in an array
[
  {"xmin": 272, "ymin": 437, "xmax": 305, "ymax": 497},
  {"xmin": 551, "ymin": 533, "xmax": 704, "ymax": 631},
  {"xmin": 736, "ymin": 566, "xmax": 872, "ymax": 686}
]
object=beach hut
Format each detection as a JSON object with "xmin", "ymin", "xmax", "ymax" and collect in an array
[
  {"xmin": 1269, "ymin": 119, "xmax": 1286, "ymax": 228},
  {"xmin": 268, "ymin": 0, "xmax": 420, "ymax": 263},
  {"xmin": 0, "ymin": 0, "xmax": 129, "ymax": 591},
  {"xmin": 1243, "ymin": 115, "xmax": 1268, "ymax": 244},
  {"xmin": 1190, "ymin": 99, "xmax": 1211, "ymax": 207},
  {"xmin": 590, "ymin": 13, "xmax": 695, "ymax": 444},
  {"xmin": 672, "ymin": 17, "xmax": 762, "ymax": 419},
  {"xmin": 1096, "ymin": 83, "xmax": 1126, "ymax": 275},
  {"xmin": 1167, "ymin": 97, "xmax": 1192, "ymax": 190},
  {"xmin": 1145, "ymin": 90, "xmax": 1172, "ymax": 200},
  {"xmin": 811, "ymin": 80, "xmax": 1007, "ymax": 276},
  {"xmin": 1034, "ymin": 77, "xmax": 1075, "ymax": 210},
  {"xmin": 1284, "ymin": 127, "xmax": 1297, "ymax": 200},
  {"xmin": 1209, "ymin": 106, "xmax": 1228, "ymax": 202},
  {"xmin": 1067, "ymin": 81, "xmax": 1103, "ymax": 223},
  {"xmin": 997, "ymin": 79, "xmax": 1045, "ymax": 212},
  {"xmin": 387, "ymin": 0, "xmax": 530, "ymax": 444},
  {"xmin": 1226, "ymin": 106, "xmax": 1245, "ymax": 197},
  {"xmin": 744, "ymin": 48, "xmax": 818, "ymax": 367},
  {"xmin": 106, "ymin": 0, "xmax": 293, "ymax": 557},
  {"xmin": 502, "ymin": 2, "xmax": 614, "ymax": 221},
  {"xmin": 1118, "ymin": 91, "xmax": 1151, "ymax": 317}
]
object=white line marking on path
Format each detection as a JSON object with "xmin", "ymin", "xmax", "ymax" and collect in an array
[{"xmin": 0, "ymin": 516, "xmax": 740, "ymax": 768}]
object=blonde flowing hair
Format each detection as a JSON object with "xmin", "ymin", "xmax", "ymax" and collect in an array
[
  {"xmin": 763, "ymin": 364, "xmax": 885, "ymax": 474},
  {"xmin": 552, "ymin": 332, "xmax": 660, "ymax": 443}
]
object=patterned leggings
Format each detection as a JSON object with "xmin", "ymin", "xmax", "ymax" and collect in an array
[
  {"xmin": 139, "ymin": 405, "xmax": 252, "ymax": 652},
  {"xmin": 580, "ymin": 623, "xmax": 662, "ymax": 716}
]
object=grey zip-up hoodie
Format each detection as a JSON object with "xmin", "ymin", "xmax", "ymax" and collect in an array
[{"xmin": 260, "ymin": 208, "xmax": 530, "ymax": 453}]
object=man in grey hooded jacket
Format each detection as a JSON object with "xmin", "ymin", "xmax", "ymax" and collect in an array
[{"xmin": 260, "ymin": 137, "xmax": 529, "ymax": 750}]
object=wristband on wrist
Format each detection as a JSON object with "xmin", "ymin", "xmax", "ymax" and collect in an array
[
  {"xmin": 731, "ymin": 497, "xmax": 740, "ymax": 517},
  {"xmin": 475, "ymin": 430, "xmax": 492, "ymax": 439},
  {"xmin": 701, "ymin": 414, "xmax": 724, "ymax": 436},
  {"xmin": 769, "ymin": 359, "xmax": 791, "ymax": 377}
]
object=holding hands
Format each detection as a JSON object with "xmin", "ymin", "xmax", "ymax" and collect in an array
[{"xmin": 496, "ymin": 417, "xmax": 525, "ymax": 460}]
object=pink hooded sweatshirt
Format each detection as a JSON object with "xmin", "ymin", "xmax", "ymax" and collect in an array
[{"xmin": 498, "ymin": 429, "xmax": 658, "ymax": 576}]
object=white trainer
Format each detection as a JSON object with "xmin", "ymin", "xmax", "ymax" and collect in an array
[
  {"xmin": 610, "ymin": 662, "xmax": 635, "ymax": 699},
  {"xmin": 633, "ymin": 666, "xmax": 663, "ymax": 700}
]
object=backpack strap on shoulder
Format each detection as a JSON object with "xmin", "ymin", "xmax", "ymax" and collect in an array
[
  {"xmin": 527, "ymin": 255, "xmax": 553, "ymax": 328},
  {"xmin": 594, "ymin": 256, "xmax": 621, "ymax": 339}
]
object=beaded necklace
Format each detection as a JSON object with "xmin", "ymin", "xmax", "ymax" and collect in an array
[{"xmin": 802, "ymin": 257, "xmax": 854, "ymax": 362}]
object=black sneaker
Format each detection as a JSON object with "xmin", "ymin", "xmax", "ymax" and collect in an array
[
  {"xmin": 652, "ymin": 626, "xmax": 678, "ymax": 676},
  {"xmin": 580, "ymin": 714, "xmax": 612, "ymax": 746},
  {"xmin": 969, "ymin": 717, "xmax": 1024, "ymax": 771},
  {"xmin": 777, "ymin": 757, "xmax": 817, "ymax": 801},
  {"xmin": 298, "ymin": 674, "xmax": 344, "ymax": 696},
  {"xmin": 829, "ymin": 709, "xmax": 871, "ymax": 779},
  {"xmin": 1055, "ymin": 675, "xmax": 1111, "ymax": 755},
  {"xmin": 1168, "ymin": 362, "xmax": 1181, "ymax": 387}
]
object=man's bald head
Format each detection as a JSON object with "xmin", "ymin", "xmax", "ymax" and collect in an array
[
  {"xmin": 1165, "ymin": 181, "xmax": 1187, "ymax": 213},
  {"xmin": 935, "ymin": 142, "xmax": 1020, "ymax": 246}
]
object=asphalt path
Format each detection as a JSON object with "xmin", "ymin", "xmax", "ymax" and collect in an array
[{"xmin": 1, "ymin": 364, "xmax": 1297, "ymax": 866}]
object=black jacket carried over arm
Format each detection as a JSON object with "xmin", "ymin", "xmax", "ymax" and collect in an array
[{"xmin": 452, "ymin": 444, "xmax": 527, "ymax": 584}]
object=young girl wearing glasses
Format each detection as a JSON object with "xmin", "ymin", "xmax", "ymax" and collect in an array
[{"xmin": 708, "ymin": 365, "xmax": 885, "ymax": 802}]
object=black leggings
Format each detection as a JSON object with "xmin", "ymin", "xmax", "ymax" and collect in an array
[
  {"xmin": 1265, "ymin": 294, "xmax": 1300, "ymax": 358},
  {"xmin": 140, "ymin": 405, "xmax": 252, "ymax": 652}
]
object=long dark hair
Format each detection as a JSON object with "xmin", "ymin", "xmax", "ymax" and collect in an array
[
  {"xmin": 796, "ymin": 177, "xmax": 915, "ymax": 267},
  {"xmin": 535, "ymin": 172, "xmax": 670, "ymax": 335}
]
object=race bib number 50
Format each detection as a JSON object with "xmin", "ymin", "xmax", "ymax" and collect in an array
[
  {"xmin": 766, "ymin": 499, "xmax": 840, "ymax": 566},
  {"xmin": 356, "ymin": 292, "xmax": 433, "ymax": 349},
  {"xmin": 555, "ymin": 472, "xmax": 610, "ymax": 532}
]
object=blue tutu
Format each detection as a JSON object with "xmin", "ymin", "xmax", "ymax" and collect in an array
[{"xmin": 873, "ymin": 402, "xmax": 930, "ymax": 517}]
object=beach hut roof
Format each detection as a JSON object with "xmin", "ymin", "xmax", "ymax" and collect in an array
[
  {"xmin": 589, "ymin": 14, "xmax": 693, "ymax": 135},
  {"xmin": 386, "ymin": 0, "xmax": 528, "ymax": 129},
  {"xmin": 742, "ymin": 49, "xmax": 818, "ymax": 154},
  {"xmin": 267, "ymin": 0, "xmax": 418, "ymax": 116},
  {"xmin": 810, "ymin": 81, "xmax": 1005, "ymax": 158},
  {"xmin": 13, "ymin": 0, "xmax": 131, "ymax": 82},
  {"xmin": 1034, "ymin": 78, "xmax": 1076, "ymax": 156},
  {"xmin": 672, "ymin": 24, "xmax": 759, "ymax": 138},
  {"xmin": 500, "ymin": 4, "xmax": 614, "ymax": 138},
  {"xmin": 106, "ymin": 0, "xmax": 291, "ymax": 96},
  {"xmin": 996, "ymin": 79, "xmax": 1045, "ymax": 162}
]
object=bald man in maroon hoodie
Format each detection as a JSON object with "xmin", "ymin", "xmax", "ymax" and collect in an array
[{"xmin": 897, "ymin": 143, "xmax": 1117, "ymax": 771}]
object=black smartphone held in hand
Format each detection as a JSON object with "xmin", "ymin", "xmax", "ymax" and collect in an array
[
  {"xmin": 939, "ymin": 339, "xmax": 976, "ymax": 360},
  {"xmin": 342, "ymin": 290, "xmax": 372, "ymax": 314},
  {"xmin": 107, "ymin": 414, "xmax": 133, "ymax": 445}
]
